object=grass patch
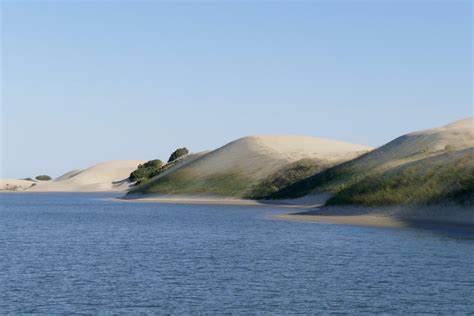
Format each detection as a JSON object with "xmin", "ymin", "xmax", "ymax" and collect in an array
[
  {"xmin": 264, "ymin": 161, "xmax": 360, "ymax": 199},
  {"xmin": 129, "ymin": 167, "xmax": 253, "ymax": 197},
  {"xmin": 245, "ymin": 158, "xmax": 329, "ymax": 199},
  {"xmin": 326, "ymin": 150, "xmax": 474, "ymax": 206}
]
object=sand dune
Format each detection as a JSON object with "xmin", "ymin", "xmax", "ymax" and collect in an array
[
  {"xmin": 129, "ymin": 136, "xmax": 371, "ymax": 198},
  {"xmin": 28, "ymin": 160, "xmax": 144, "ymax": 192},
  {"xmin": 192, "ymin": 136, "xmax": 371, "ymax": 177},
  {"xmin": 0, "ymin": 179, "xmax": 38, "ymax": 191},
  {"xmin": 53, "ymin": 169, "xmax": 83, "ymax": 182},
  {"xmin": 356, "ymin": 117, "xmax": 473, "ymax": 169},
  {"xmin": 270, "ymin": 117, "xmax": 474, "ymax": 199}
]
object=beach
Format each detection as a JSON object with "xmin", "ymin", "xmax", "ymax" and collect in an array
[{"xmin": 119, "ymin": 194, "xmax": 324, "ymax": 209}]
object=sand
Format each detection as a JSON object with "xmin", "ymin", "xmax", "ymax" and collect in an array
[
  {"xmin": 27, "ymin": 160, "xmax": 145, "ymax": 192},
  {"xmin": 0, "ymin": 179, "xmax": 38, "ymax": 191},
  {"xmin": 53, "ymin": 169, "xmax": 83, "ymax": 182},
  {"xmin": 355, "ymin": 117, "xmax": 474, "ymax": 170},
  {"xmin": 418, "ymin": 117, "xmax": 474, "ymax": 151},
  {"xmin": 274, "ymin": 204, "xmax": 474, "ymax": 229},
  {"xmin": 121, "ymin": 193, "xmax": 327, "ymax": 209},
  {"xmin": 182, "ymin": 135, "xmax": 372, "ymax": 179}
]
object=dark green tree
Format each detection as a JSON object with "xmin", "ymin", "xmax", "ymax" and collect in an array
[
  {"xmin": 35, "ymin": 175, "xmax": 52, "ymax": 181},
  {"xmin": 168, "ymin": 147, "xmax": 189, "ymax": 163},
  {"xmin": 129, "ymin": 159, "xmax": 164, "ymax": 182}
]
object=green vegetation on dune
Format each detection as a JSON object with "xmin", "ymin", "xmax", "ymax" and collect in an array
[
  {"xmin": 129, "ymin": 148, "xmax": 190, "ymax": 184},
  {"xmin": 264, "ymin": 147, "xmax": 474, "ymax": 207},
  {"xmin": 130, "ymin": 167, "xmax": 252, "ymax": 197},
  {"xmin": 168, "ymin": 147, "xmax": 189, "ymax": 163},
  {"xmin": 129, "ymin": 159, "xmax": 164, "ymax": 182},
  {"xmin": 264, "ymin": 158, "xmax": 364, "ymax": 199},
  {"xmin": 446, "ymin": 171, "xmax": 474, "ymax": 206},
  {"xmin": 35, "ymin": 175, "xmax": 52, "ymax": 181},
  {"xmin": 245, "ymin": 158, "xmax": 330, "ymax": 199},
  {"xmin": 326, "ymin": 150, "xmax": 474, "ymax": 206},
  {"xmin": 130, "ymin": 158, "xmax": 337, "ymax": 198}
]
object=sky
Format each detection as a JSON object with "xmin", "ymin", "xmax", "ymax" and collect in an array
[{"xmin": 1, "ymin": 1, "xmax": 472, "ymax": 178}]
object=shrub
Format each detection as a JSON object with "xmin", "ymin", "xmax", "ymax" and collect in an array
[
  {"xmin": 129, "ymin": 159, "xmax": 164, "ymax": 182},
  {"xmin": 22, "ymin": 177, "xmax": 34, "ymax": 181},
  {"xmin": 168, "ymin": 147, "xmax": 189, "ymax": 163},
  {"xmin": 141, "ymin": 159, "xmax": 163, "ymax": 168},
  {"xmin": 35, "ymin": 175, "xmax": 52, "ymax": 181}
]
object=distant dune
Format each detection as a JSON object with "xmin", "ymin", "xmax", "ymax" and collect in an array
[
  {"xmin": 128, "ymin": 135, "xmax": 371, "ymax": 198},
  {"xmin": 0, "ymin": 179, "xmax": 37, "ymax": 191},
  {"xmin": 27, "ymin": 160, "xmax": 145, "ymax": 192},
  {"xmin": 271, "ymin": 117, "xmax": 474, "ymax": 208},
  {"xmin": 53, "ymin": 169, "xmax": 83, "ymax": 182},
  {"xmin": 348, "ymin": 116, "xmax": 473, "ymax": 169}
]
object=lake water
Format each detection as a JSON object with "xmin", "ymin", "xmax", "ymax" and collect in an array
[{"xmin": 1, "ymin": 193, "xmax": 473, "ymax": 314}]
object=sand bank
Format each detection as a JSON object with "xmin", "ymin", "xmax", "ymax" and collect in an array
[
  {"xmin": 120, "ymin": 194, "xmax": 325, "ymax": 209},
  {"xmin": 274, "ymin": 204, "xmax": 474, "ymax": 230}
]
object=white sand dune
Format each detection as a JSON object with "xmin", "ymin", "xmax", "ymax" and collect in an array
[
  {"xmin": 0, "ymin": 179, "xmax": 38, "ymax": 191},
  {"xmin": 358, "ymin": 117, "xmax": 474, "ymax": 169},
  {"xmin": 54, "ymin": 169, "xmax": 83, "ymax": 182},
  {"xmin": 175, "ymin": 135, "xmax": 371, "ymax": 180},
  {"xmin": 28, "ymin": 160, "xmax": 145, "ymax": 192},
  {"xmin": 129, "ymin": 135, "xmax": 372, "ymax": 197},
  {"xmin": 269, "ymin": 117, "xmax": 474, "ymax": 221}
]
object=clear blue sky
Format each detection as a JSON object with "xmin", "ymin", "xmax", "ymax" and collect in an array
[{"xmin": 1, "ymin": 1, "xmax": 472, "ymax": 178}]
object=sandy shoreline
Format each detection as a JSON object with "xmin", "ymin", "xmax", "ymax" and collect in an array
[
  {"xmin": 117, "ymin": 195, "xmax": 321, "ymax": 209},
  {"xmin": 274, "ymin": 213, "xmax": 474, "ymax": 231}
]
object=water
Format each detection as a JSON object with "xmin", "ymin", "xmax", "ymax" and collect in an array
[{"xmin": 1, "ymin": 193, "xmax": 473, "ymax": 314}]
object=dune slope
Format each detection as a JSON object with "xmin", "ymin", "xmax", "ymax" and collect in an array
[
  {"xmin": 54, "ymin": 169, "xmax": 83, "ymax": 182},
  {"xmin": 128, "ymin": 136, "xmax": 371, "ymax": 198},
  {"xmin": 0, "ymin": 179, "xmax": 38, "ymax": 191},
  {"xmin": 28, "ymin": 160, "xmax": 145, "ymax": 192},
  {"xmin": 327, "ymin": 148, "xmax": 474, "ymax": 206},
  {"xmin": 270, "ymin": 117, "xmax": 474, "ymax": 207}
]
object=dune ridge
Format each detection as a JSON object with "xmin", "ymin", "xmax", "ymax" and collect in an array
[
  {"xmin": 27, "ymin": 160, "xmax": 145, "ymax": 192},
  {"xmin": 357, "ymin": 117, "xmax": 474, "ymax": 168},
  {"xmin": 0, "ymin": 179, "xmax": 37, "ymax": 191},
  {"xmin": 128, "ymin": 135, "xmax": 372, "ymax": 198},
  {"xmin": 53, "ymin": 169, "xmax": 83, "ymax": 182},
  {"xmin": 268, "ymin": 117, "xmax": 474, "ymax": 201}
]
